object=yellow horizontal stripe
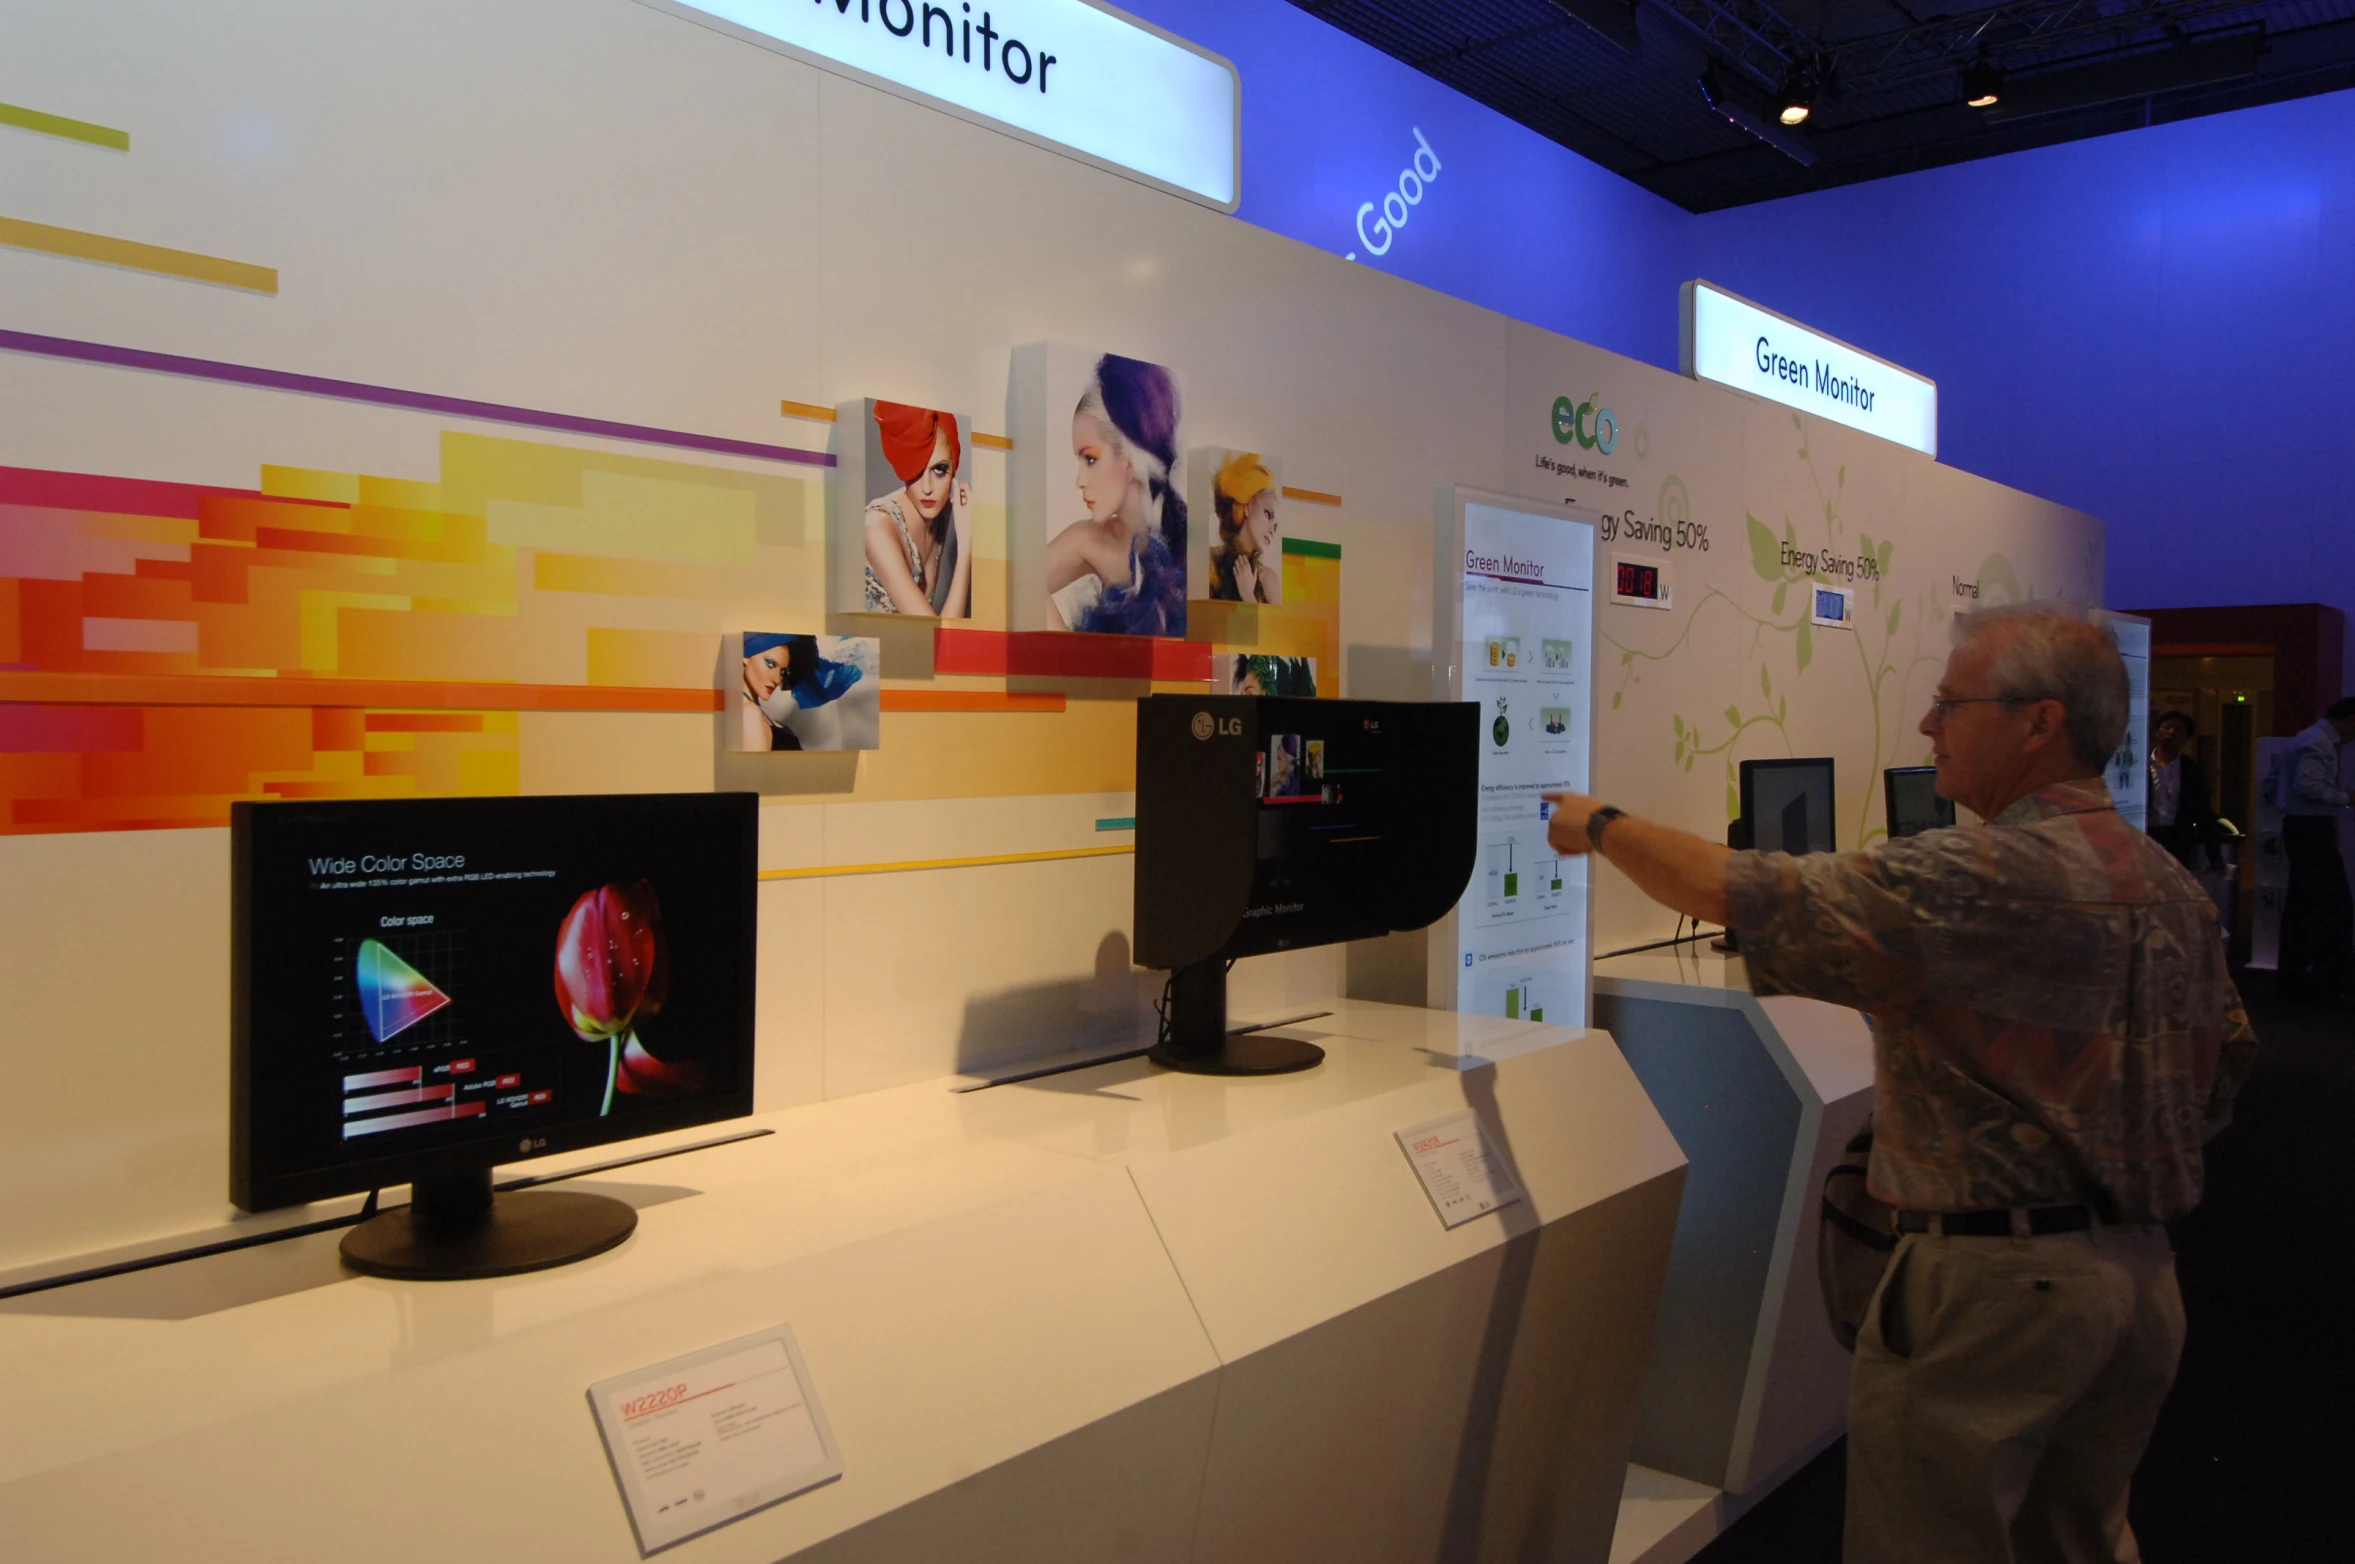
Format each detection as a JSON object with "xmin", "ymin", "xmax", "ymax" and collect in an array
[
  {"xmin": 0, "ymin": 215, "xmax": 276, "ymax": 293},
  {"xmin": 760, "ymin": 843, "xmax": 1133, "ymax": 881},
  {"xmin": 1281, "ymin": 485, "xmax": 1343, "ymax": 506},
  {"xmin": 973, "ymin": 432, "xmax": 1014, "ymax": 450},
  {"xmin": 0, "ymin": 102, "xmax": 129, "ymax": 150}
]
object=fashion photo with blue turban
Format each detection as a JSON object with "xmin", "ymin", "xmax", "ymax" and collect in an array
[{"xmin": 732, "ymin": 631, "xmax": 880, "ymax": 752}]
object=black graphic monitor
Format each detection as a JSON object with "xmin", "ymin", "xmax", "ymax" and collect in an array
[
  {"xmin": 1884, "ymin": 766, "xmax": 1956, "ymax": 839},
  {"xmin": 231, "ymin": 792, "xmax": 757, "ymax": 1278},
  {"xmin": 1134, "ymin": 696, "xmax": 1477, "ymax": 1075},
  {"xmin": 1739, "ymin": 758, "xmax": 1837, "ymax": 856}
]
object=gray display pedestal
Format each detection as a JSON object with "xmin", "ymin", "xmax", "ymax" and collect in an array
[{"xmin": 1594, "ymin": 948, "xmax": 1875, "ymax": 1560}]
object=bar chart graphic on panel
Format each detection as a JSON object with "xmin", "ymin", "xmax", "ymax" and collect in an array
[
  {"xmin": 1480, "ymin": 836, "xmax": 1569, "ymax": 921},
  {"xmin": 1438, "ymin": 493, "xmax": 1597, "ymax": 1028}
]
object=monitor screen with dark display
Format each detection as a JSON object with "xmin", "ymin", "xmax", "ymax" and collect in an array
[
  {"xmin": 1884, "ymin": 766, "xmax": 1956, "ymax": 838},
  {"xmin": 232, "ymin": 792, "xmax": 757, "ymax": 1216},
  {"xmin": 1740, "ymin": 758, "xmax": 1837, "ymax": 856},
  {"xmin": 1133, "ymin": 695, "xmax": 1476, "ymax": 1073}
]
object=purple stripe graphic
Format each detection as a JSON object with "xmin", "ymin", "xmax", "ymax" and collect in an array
[{"xmin": 0, "ymin": 329, "xmax": 835, "ymax": 468}]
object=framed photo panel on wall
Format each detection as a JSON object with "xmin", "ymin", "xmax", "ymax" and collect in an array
[
  {"xmin": 1008, "ymin": 343, "xmax": 1188, "ymax": 637},
  {"xmin": 830, "ymin": 399, "xmax": 976, "ymax": 620},
  {"xmin": 727, "ymin": 632, "xmax": 881, "ymax": 752},
  {"xmin": 1189, "ymin": 447, "xmax": 1284, "ymax": 606}
]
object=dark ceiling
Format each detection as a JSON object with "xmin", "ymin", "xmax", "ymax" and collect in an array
[{"xmin": 1290, "ymin": 0, "xmax": 2355, "ymax": 210}]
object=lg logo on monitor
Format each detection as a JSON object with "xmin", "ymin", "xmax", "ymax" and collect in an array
[{"xmin": 1192, "ymin": 711, "xmax": 1243, "ymax": 740}]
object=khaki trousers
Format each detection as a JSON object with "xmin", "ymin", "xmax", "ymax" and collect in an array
[{"xmin": 1845, "ymin": 1223, "xmax": 2185, "ymax": 1564}]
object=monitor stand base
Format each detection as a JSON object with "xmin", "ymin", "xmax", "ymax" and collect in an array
[
  {"xmin": 1149, "ymin": 958, "xmax": 1325, "ymax": 1077},
  {"xmin": 340, "ymin": 1168, "xmax": 636, "ymax": 1281},
  {"xmin": 1148, "ymin": 1029, "xmax": 1327, "ymax": 1076}
]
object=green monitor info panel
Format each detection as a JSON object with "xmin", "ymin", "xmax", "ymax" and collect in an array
[{"xmin": 1430, "ymin": 487, "xmax": 1599, "ymax": 1029}]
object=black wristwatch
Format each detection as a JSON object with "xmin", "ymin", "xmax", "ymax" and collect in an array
[{"xmin": 1587, "ymin": 805, "xmax": 1627, "ymax": 851}]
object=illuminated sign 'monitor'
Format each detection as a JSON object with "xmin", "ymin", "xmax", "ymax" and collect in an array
[
  {"xmin": 637, "ymin": 0, "xmax": 1240, "ymax": 209},
  {"xmin": 1681, "ymin": 280, "xmax": 1939, "ymax": 457}
]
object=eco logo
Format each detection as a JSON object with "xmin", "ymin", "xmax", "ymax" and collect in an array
[{"xmin": 1551, "ymin": 393, "xmax": 1620, "ymax": 455}]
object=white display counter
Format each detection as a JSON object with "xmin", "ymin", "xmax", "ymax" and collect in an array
[
  {"xmin": 1592, "ymin": 948, "xmax": 1875, "ymax": 1510},
  {"xmin": 0, "ymin": 1003, "xmax": 1684, "ymax": 1564}
]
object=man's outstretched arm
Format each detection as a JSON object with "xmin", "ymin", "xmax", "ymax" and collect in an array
[{"xmin": 1545, "ymin": 793, "xmax": 1733, "ymax": 927}]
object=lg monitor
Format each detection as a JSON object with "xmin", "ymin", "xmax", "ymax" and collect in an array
[
  {"xmin": 1884, "ymin": 766, "xmax": 1956, "ymax": 838},
  {"xmin": 1740, "ymin": 757, "xmax": 1838, "ymax": 857},
  {"xmin": 231, "ymin": 791, "xmax": 758, "ymax": 1279},
  {"xmin": 1134, "ymin": 695, "xmax": 1477, "ymax": 1075}
]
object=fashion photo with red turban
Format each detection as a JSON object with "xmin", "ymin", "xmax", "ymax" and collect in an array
[{"xmin": 873, "ymin": 400, "xmax": 961, "ymax": 485}]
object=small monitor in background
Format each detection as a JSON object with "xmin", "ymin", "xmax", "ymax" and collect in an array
[
  {"xmin": 232, "ymin": 792, "xmax": 757, "ymax": 1280},
  {"xmin": 1133, "ymin": 696, "xmax": 1478, "ymax": 1075},
  {"xmin": 1740, "ymin": 758, "xmax": 1838, "ymax": 856},
  {"xmin": 1884, "ymin": 766, "xmax": 1956, "ymax": 838}
]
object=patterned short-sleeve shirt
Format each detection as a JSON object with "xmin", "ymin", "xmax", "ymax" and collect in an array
[{"xmin": 1725, "ymin": 777, "xmax": 2257, "ymax": 1222}]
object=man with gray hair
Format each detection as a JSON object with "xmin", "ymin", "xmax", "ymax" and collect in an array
[{"xmin": 1546, "ymin": 602, "xmax": 2255, "ymax": 1563}]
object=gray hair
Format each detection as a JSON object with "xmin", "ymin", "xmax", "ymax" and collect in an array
[{"xmin": 1949, "ymin": 602, "xmax": 2129, "ymax": 772}]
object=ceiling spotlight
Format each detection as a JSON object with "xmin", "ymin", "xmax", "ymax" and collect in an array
[
  {"xmin": 1777, "ymin": 65, "xmax": 1816, "ymax": 126},
  {"xmin": 1964, "ymin": 56, "xmax": 2002, "ymax": 109},
  {"xmin": 1698, "ymin": 64, "xmax": 1819, "ymax": 165}
]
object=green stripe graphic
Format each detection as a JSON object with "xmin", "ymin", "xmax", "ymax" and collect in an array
[{"xmin": 0, "ymin": 103, "xmax": 130, "ymax": 151}]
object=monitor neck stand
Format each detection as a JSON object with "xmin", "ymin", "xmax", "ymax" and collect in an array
[
  {"xmin": 1148, "ymin": 958, "xmax": 1325, "ymax": 1076},
  {"xmin": 340, "ymin": 1166, "xmax": 637, "ymax": 1281}
]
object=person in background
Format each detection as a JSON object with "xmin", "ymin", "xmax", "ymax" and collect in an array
[
  {"xmin": 2146, "ymin": 709, "xmax": 2220, "ymax": 869},
  {"xmin": 2276, "ymin": 695, "xmax": 2355, "ymax": 1002},
  {"xmin": 1543, "ymin": 603, "xmax": 2255, "ymax": 1564}
]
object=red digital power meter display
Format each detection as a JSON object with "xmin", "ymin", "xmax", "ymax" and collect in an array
[{"xmin": 1615, "ymin": 561, "xmax": 1662, "ymax": 601}]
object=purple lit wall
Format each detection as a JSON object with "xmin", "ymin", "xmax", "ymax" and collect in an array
[
  {"xmin": 1693, "ymin": 89, "xmax": 2355, "ymax": 658},
  {"xmin": 1124, "ymin": 0, "xmax": 1695, "ymax": 369},
  {"xmin": 1132, "ymin": 2, "xmax": 2355, "ymax": 665}
]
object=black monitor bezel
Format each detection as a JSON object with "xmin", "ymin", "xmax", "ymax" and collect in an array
[
  {"xmin": 230, "ymin": 791, "xmax": 759, "ymax": 1213},
  {"xmin": 1738, "ymin": 757, "xmax": 1838, "ymax": 856},
  {"xmin": 1882, "ymin": 765, "xmax": 1956, "ymax": 838}
]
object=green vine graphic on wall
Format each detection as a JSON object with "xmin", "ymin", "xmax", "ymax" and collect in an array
[{"xmin": 1603, "ymin": 413, "xmax": 2047, "ymax": 846}]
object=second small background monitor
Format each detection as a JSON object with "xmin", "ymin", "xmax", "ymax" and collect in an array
[
  {"xmin": 1740, "ymin": 758, "xmax": 1837, "ymax": 855},
  {"xmin": 1884, "ymin": 765, "xmax": 1957, "ymax": 838}
]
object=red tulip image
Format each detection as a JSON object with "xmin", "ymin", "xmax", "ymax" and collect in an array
[
  {"xmin": 553, "ymin": 881, "xmax": 671, "ymax": 1115},
  {"xmin": 616, "ymin": 1035, "xmax": 706, "ymax": 1099}
]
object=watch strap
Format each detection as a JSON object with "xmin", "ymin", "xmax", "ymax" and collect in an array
[{"xmin": 1587, "ymin": 805, "xmax": 1626, "ymax": 850}]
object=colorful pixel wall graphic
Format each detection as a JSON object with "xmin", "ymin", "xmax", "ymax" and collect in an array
[
  {"xmin": 356, "ymin": 939, "xmax": 453, "ymax": 1043},
  {"xmin": 0, "ymin": 416, "xmax": 1335, "ymax": 835},
  {"xmin": 0, "ymin": 431, "xmax": 822, "ymax": 832}
]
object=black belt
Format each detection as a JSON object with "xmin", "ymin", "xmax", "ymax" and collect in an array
[{"xmin": 1895, "ymin": 1205, "xmax": 2092, "ymax": 1237}]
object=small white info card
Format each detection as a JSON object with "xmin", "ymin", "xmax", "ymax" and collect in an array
[
  {"xmin": 588, "ymin": 1325, "xmax": 842, "ymax": 1555},
  {"xmin": 1395, "ymin": 1109, "xmax": 1524, "ymax": 1229}
]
